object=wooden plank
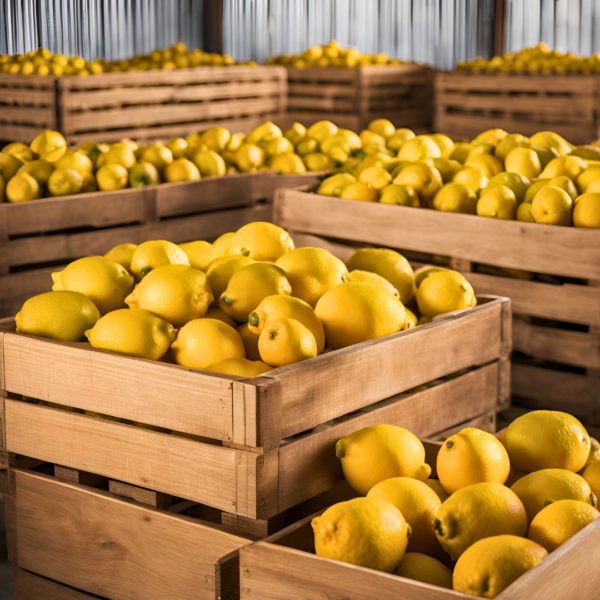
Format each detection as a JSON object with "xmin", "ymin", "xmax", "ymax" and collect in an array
[
  {"xmin": 274, "ymin": 190, "xmax": 600, "ymax": 279},
  {"xmin": 14, "ymin": 569, "xmax": 96, "ymax": 600},
  {"xmin": 54, "ymin": 465, "xmax": 105, "ymax": 487},
  {"xmin": 0, "ymin": 105, "xmax": 55, "ymax": 125},
  {"xmin": 3, "ymin": 333, "xmax": 235, "ymax": 441},
  {"xmin": 13, "ymin": 469, "xmax": 249, "ymax": 600},
  {"xmin": 428, "ymin": 411, "xmax": 497, "ymax": 439},
  {"xmin": 108, "ymin": 480, "xmax": 172, "ymax": 509},
  {"xmin": 5, "ymin": 401, "xmax": 244, "ymax": 514}
]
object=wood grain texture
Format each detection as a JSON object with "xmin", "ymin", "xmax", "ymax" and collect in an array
[
  {"xmin": 13, "ymin": 469, "xmax": 249, "ymax": 600},
  {"xmin": 14, "ymin": 569, "xmax": 95, "ymax": 600}
]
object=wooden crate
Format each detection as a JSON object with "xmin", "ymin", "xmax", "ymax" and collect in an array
[
  {"xmin": 239, "ymin": 436, "xmax": 600, "ymax": 600},
  {"xmin": 0, "ymin": 280, "xmax": 510, "ymax": 522},
  {"xmin": 274, "ymin": 187, "xmax": 600, "ymax": 425},
  {"xmin": 0, "ymin": 173, "xmax": 271, "ymax": 317},
  {"xmin": 14, "ymin": 569, "xmax": 95, "ymax": 600},
  {"xmin": 434, "ymin": 71, "xmax": 600, "ymax": 143},
  {"xmin": 0, "ymin": 74, "xmax": 59, "ymax": 144},
  {"xmin": 280, "ymin": 64, "xmax": 433, "ymax": 131}
]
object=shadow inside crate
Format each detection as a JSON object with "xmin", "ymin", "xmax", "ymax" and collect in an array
[{"xmin": 0, "ymin": 500, "xmax": 14, "ymax": 599}]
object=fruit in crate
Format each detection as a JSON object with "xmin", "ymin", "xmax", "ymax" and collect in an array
[{"xmin": 307, "ymin": 409, "xmax": 598, "ymax": 597}]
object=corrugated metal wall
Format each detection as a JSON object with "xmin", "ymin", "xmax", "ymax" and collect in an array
[
  {"xmin": 506, "ymin": 0, "xmax": 600, "ymax": 54},
  {"xmin": 222, "ymin": 0, "xmax": 495, "ymax": 69},
  {"xmin": 0, "ymin": 0, "xmax": 205, "ymax": 59}
]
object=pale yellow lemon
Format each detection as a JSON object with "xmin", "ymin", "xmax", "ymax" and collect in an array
[
  {"xmin": 205, "ymin": 357, "xmax": 271, "ymax": 378},
  {"xmin": 433, "ymin": 182, "xmax": 477, "ymax": 214},
  {"xmin": 395, "ymin": 554, "xmax": 452, "ymax": 588},
  {"xmin": 130, "ymin": 240, "xmax": 190, "ymax": 280},
  {"xmin": 416, "ymin": 270, "xmax": 476, "ymax": 318},
  {"xmin": 104, "ymin": 243, "xmax": 137, "ymax": 271},
  {"xmin": 574, "ymin": 192, "xmax": 600, "ymax": 228},
  {"xmin": 228, "ymin": 221, "xmax": 294, "ymax": 261},
  {"xmin": 178, "ymin": 240, "xmax": 216, "ymax": 270}
]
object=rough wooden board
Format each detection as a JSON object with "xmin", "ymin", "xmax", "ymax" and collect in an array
[{"xmin": 14, "ymin": 569, "xmax": 95, "ymax": 600}]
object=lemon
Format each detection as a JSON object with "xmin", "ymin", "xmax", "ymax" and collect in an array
[
  {"xmin": 275, "ymin": 247, "xmax": 348, "ymax": 307},
  {"xmin": 317, "ymin": 173, "xmax": 357, "ymax": 196},
  {"xmin": 449, "ymin": 143, "xmax": 474, "ymax": 163},
  {"xmin": 576, "ymin": 165, "xmax": 600, "ymax": 192},
  {"xmin": 573, "ymin": 192, "xmax": 600, "ymax": 228},
  {"xmin": 296, "ymin": 137, "xmax": 319, "ymax": 156},
  {"xmin": 528, "ymin": 499, "xmax": 599, "ymax": 552},
  {"xmin": 368, "ymin": 118, "xmax": 396, "ymax": 139},
  {"xmin": 584, "ymin": 461, "xmax": 600, "ymax": 501},
  {"xmin": 238, "ymin": 322, "xmax": 261, "ymax": 360},
  {"xmin": 312, "ymin": 497, "xmax": 410, "ymax": 573},
  {"xmin": 205, "ymin": 357, "xmax": 271, "ymax": 378},
  {"xmin": 0, "ymin": 155, "xmax": 18, "ymax": 181},
  {"xmin": 453, "ymin": 535, "xmax": 547, "ymax": 598},
  {"xmin": 246, "ymin": 121, "xmax": 282, "ymax": 144},
  {"xmin": 488, "ymin": 171, "xmax": 530, "ymax": 203},
  {"xmin": 432, "ymin": 158, "xmax": 461, "ymax": 182},
  {"xmin": 347, "ymin": 270, "xmax": 399, "ymax": 298},
  {"xmin": 517, "ymin": 202, "xmax": 535, "ymax": 222},
  {"xmin": 192, "ymin": 149, "xmax": 226, "ymax": 177},
  {"xmin": 395, "ymin": 553, "xmax": 452, "ymax": 588},
  {"xmin": 472, "ymin": 128, "xmax": 509, "ymax": 147},
  {"xmin": 495, "ymin": 133, "xmax": 530, "ymax": 161},
  {"xmin": 284, "ymin": 122, "xmax": 306, "ymax": 145},
  {"xmin": 99, "ymin": 144, "xmax": 137, "ymax": 169},
  {"xmin": 477, "ymin": 185, "xmax": 517, "ymax": 220},
  {"xmin": 16, "ymin": 290, "xmax": 100, "ymax": 341},
  {"xmin": 172, "ymin": 318, "xmax": 245, "ymax": 369},
  {"xmin": 584, "ymin": 437, "xmax": 600, "ymax": 469},
  {"xmin": 358, "ymin": 166, "xmax": 392, "ymax": 190},
  {"xmin": 17, "ymin": 159, "xmax": 54, "ymax": 186},
  {"xmin": 258, "ymin": 317, "xmax": 317, "ymax": 366},
  {"xmin": 86, "ymin": 308, "xmax": 175, "ymax": 360},
  {"xmin": 511, "ymin": 469, "xmax": 597, "ymax": 521},
  {"xmin": 360, "ymin": 130, "xmax": 387, "ymax": 153},
  {"xmin": 164, "ymin": 158, "xmax": 200, "ymax": 182},
  {"xmin": 430, "ymin": 133, "xmax": 455, "ymax": 158},
  {"xmin": 307, "ymin": 120, "xmax": 338, "ymax": 144},
  {"xmin": 128, "ymin": 161, "xmax": 160, "ymax": 188},
  {"xmin": 587, "ymin": 179, "xmax": 600, "ymax": 194},
  {"xmin": 346, "ymin": 248, "xmax": 415, "ymax": 305},
  {"xmin": 166, "ymin": 137, "xmax": 188, "ymax": 158},
  {"xmin": 130, "ymin": 240, "xmax": 190, "ymax": 280},
  {"xmin": 546, "ymin": 175, "xmax": 578, "ymax": 201},
  {"xmin": 3, "ymin": 142, "xmax": 35, "ymax": 163},
  {"xmin": 452, "ymin": 166, "xmax": 489, "ymax": 193},
  {"xmin": 104, "ymin": 243, "xmax": 137, "ymax": 271},
  {"xmin": 212, "ymin": 231, "xmax": 235, "ymax": 257},
  {"xmin": 125, "ymin": 264, "xmax": 212, "ymax": 326},
  {"xmin": 398, "ymin": 137, "xmax": 441, "ymax": 161},
  {"xmin": 178, "ymin": 240, "xmax": 216, "ymax": 270},
  {"xmin": 339, "ymin": 181, "xmax": 378, "ymax": 202},
  {"xmin": 368, "ymin": 477, "xmax": 442, "ymax": 557},
  {"xmin": 220, "ymin": 262, "xmax": 291, "ymax": 321},
  {"xmin": 204, "ymin": 306, "xmax": 237, "ymax": 328},
  {"xmin": 141, "ymin": 144, "xmax": 173, "ymax": 172},
  {"xmin": 505, "ymin": 147, "xmax": 542, "ymax": 179},
  {"xmin": 200, "ymin": 127, "xmax": 231, "ymax": 152},
  {"xmin": 433, "ymin": 182, "xmax": 477, "ymax": 214},
  {"xmin": 425, "ymin": 479, "xmax": 449, "ymax": 502},
  {"xmin": 235, "ymin": 143, "xmax": 265, "ymax": 171},
  {"xmin": 269, "ymin": 152, "xmax": 306, "ymax": 174},
  {"xmin": 303, "ymin": 152, "xmax": 332, "ymax": 172},
  {"xmin": 434, "ymin": 482, "xmax": 527, "ymax": 560},
  {"xmin": 52, "ymin": 256, "xmax": 134, "ymax": 314},
  {"xmin": 336, "ymin": 425, "xmax": 431, "ymax": 494},
  {"xmin": 465, "ymin": 152, "xmax": 504, "ymax": 178},
  {"xmin": 416, "ymin": 270, "xmax": 476, "ymax": 318},
  {"xmin": 80, "ymin": 171, "xmax": 97, "ymax": 193},
  {"xmin": 205, "ymin": 255, "xmax": 254, "ymax": 300},
  {"xmin": 6, "ymin": 172, "xmax": 41, "ymax": 202},
  {"xmin": 248, "ymin": 295, "xmax": 325, "ymax": 353},
  {"xmin": 502, "ymin": 410, "xmax": 591, "ymax": 472},
  {"xmin": 393, "ymin": 163, "xmax": 443, "ymax": 206},
  {"xmin": 437, "ymin": 428, "xmax": 510, "ymax": 494},
  {"xmin": 378, "ymin": 183, "xmax": 419, "ymax": 207},
  {"xmin": 47, "ymin": 167, "xmax": 84, "ymax": 196},
  {"xmin": 30, "ymin": 130, "xmax": 67, "ymax": 162},
  {"xmin": 540, "ymin": 155, "xmax": 587, "ymax": 180},
  {"xmin": 55, "ymin": 151, "xmax": 93, "ymax": 173},
  {"xmin": 96, "ymin": 164, "xmax": 128, "ymax": 191},
  {"xmin": 529, "ymin": 130, "xmax": 572, "ymax": 155},
  {"xmin": 387, "ymin": 128, "xmax": 415, "ymax": 152},
  {"xmin": 228, "ymin": 222, "xmax": 294, "ymax": 261}
]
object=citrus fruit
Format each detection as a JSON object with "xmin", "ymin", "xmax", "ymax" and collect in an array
[
  {"xmin": 128, "ymin": 161, "xmax": 159, "ymax": 188},
  {"xmin": 99, "ymin": 144, "xmax": 137, "ymax": 169},
  {"xmin": 205, "ymin": 357, "xmax": 271, "ymax": 378},
  {"xmin": 55, "ymin": 151, "xmax": 93, "ymax": 173},
  {"xmin": 205, "ymin": 255, "xmax": 254, "ymax": 300},
  {"xmin": 584, "ymin": 461, "xmax": 600, "ymax": 501},
  {"xmin": 477, "ymin": 185, "xmax": 517, "ymax": 219},
  {"xmin": 47, "ymin": 167, "xmax": 84, "ymax": 196},
  {"xmin": 379, "ymin": 183, "xmax": 420, "ymax": 207},
  {"xmin": 425, "ymin": 479, "xmax": 449, "ymax": 502},
  {"xmin": 30, "ymin": 130, "xmax": 67, "ymax": 162},
  {"xmin": 339, "ymin": 181, "xmax": 378, "ymax": 202},
  {"xmin": 104, "ymin": 243, "xmax": 137, "ymax": 271},
  {"xmin": 164, "ymin": 158, "xmax": 201, "ymax": 182},
  {"xmin": 395, "ymin": 553, "xmax": 452, "ymax": 588},
  {"xmin": 178, "ymin": 240, "xmax": 216, "ymax": 270},
  {"xmin": 238, "ymin": 322, "xmax": 261, "ymax": 360},
  {"xmin": 346, "ymin": 270, "xmax": 399, "ymax": 297},
  {"xmin": 228, "ymin": 222, "xmax": 294, "ymax": 261},
  {"xmin": 141, "ymin": 144, "xmax": 174, "ymax": 171},
  {"xmin": 96, "ymin": 164, "xmax": 128, "ymax": 191},
  {"xmin": 17, "ymin": 159, "xmax": 53, "ymax": 186},
  {"xmin": 505, "ymin": 147, "xmax": 542, "ymax": 179},
  {"xmin": 317, "ymin": 173, "xmax": 356, "ymax": 196},
  {"xmin": 212, "ymin": 231, "xmax": 235, "ymax": 257},
  {"xmin": 6, "ymin": 172, "xmax": 41, "ymax": 202},
  {"xmin": 433, "ymin": 182, "xmax": 477, "ymax": 214},
  {"xmin": 130, "ymin": 240, "xmax": 190, "ymax": 280},
  {"xmin": 452, "ymin": 165, "xmax": 489, "ymax": 193},
  {"xmin": 393, "ymin": 163, "xmax": 443, "ymax": 206},
  {"xmin": 416, "ymin": 270, "xmax": 476, "ymax": 318},
  {"xmin": 234, "ymin": 143, "xmax": 265, "ymax": 171},
  {"xmin": 573, "ymin": 192, "xmax": 600, "ymax": 228},
  {"xmin": 531, "ymin": 185, "xmax": 572, "ymax": 225},
  {"xmin": 192, "ymin": 149, "xmax": 227, "ymax": 177},
  {"xmin": 258, "ymin": 317, "xmax": 317, "ymax": 366},
  {"xmin": 488, "ymin": 171, "xmax": 530, "ymax": 203}
]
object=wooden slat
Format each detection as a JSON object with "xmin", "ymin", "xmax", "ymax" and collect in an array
[
  {"xmin": 14, "ymin": 569, "xmax": 95, "ymax": 600},
  {"xmin": 0, "ymin": 105, "xmax": 56, "ymax": 125},
  {"xmin": 13, "ymin": 469, "xmax": 248, "ymax": 600}
]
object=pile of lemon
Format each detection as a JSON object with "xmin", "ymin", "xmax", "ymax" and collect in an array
[
  {"xmin": 267, "ymin": 40, "xmax": 404, "ymax": 68},
  {"xmin": 0, "ymin": 42, "xmax": 249, "ymax": 76},
  {"xmin": 15, "ymin": 221, "xmax": 475, "ymax": 375},
  {"xmin": 314, "ymin": 410, "xmax": 600, "ymax": 597},
  {"xmin": 0, "ymin": 121, "xmax": 334, "ymax": 203},
  {"xmin": 315, "ymin": 118, "xmax": 600, "ymax": 229},
  {"xmin": 457, "ymin": 43, "xmax": 600, "ymax": 74}
]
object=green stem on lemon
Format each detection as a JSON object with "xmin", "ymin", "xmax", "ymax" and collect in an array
[
  {"xmin": 140, "ymin": 266, "xmax": 153, "ymax": 277},
  {"xmin": 220, "ymin": 295, "xmax": 232, "ymax": 305},
  {"xmin": 248, "ymin": 312, "xmax": 260, "ymax": 327}
]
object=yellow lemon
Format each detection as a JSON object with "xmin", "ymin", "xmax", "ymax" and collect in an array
[
  {"xmin": 573, "ymin": 192, "xmax": 600, "ymax": 228},
  {"xmin": 312, "ymin": 497, "xmax": 410, "ymax": 573},
  {"xmin": 275, "ymin": 247, "xmax": 348, "ymax": 307},
  {"xmin": 336, "ymin": 425, "xmax": 431, "ymax": 494},
  {"xmin": 164, "ymin": 158, "xmax": 201, "ymax": 182},
  {"xmin": 398, "ymin": 137, "xmax": 441, "ymax": 161},
  {"xmin": 306, "ymin": 120, "xmax": 338, "ymax": 144},
  {"xmin": 284, "ymin": 122, "xmax": 306, "ymax": 145},
  {"xmin": 248, "ymin": 295, "xmax": 325, "ymax": 353},
  {"xmin": 172, "ymin": 318, "xmax": 245, "ymax": 369},
  {"xmin": 360, "ymin": 130, "xmax": 387, "ymax": 153},
  {"xmin": 270, "ymin": 152, "xmax": 306, "ymax": 174},
  {"xmin": 86, "ymin": 308, "xmax": 175, "ymax": 360},
  {"xmin": 30, "ymin": 130, "xmax": 67, "ymax": 162},
  {"xmin": 449, "ymin": 142, "xmax": 474, "ymax": 163},
  {"xmin": 576, "ymin": 164, "xmax": 600, "ymax": 192},
  {"xmin": 261, "ymin": 136, "xmax": 293, "ymax": 157},
  {"xmin": 246, "ymin": 121, "xmax": 282, "ymax": 144},
  {"xmin": 425, "ymin": 479, "xmax": 449, "ymax": 502},
  {"xmin": 584, "ymin": 437, "xmax": 600, "ymax": 469},
  {"xmin": 528, "ymin": 499, "xmax": 600, "ymax": 552},
  {"xmin": 465, "ymin": 152, "xmax": 504, "ymax": 178},
  {"xmin": 317, "ymin": 172, "xmax": 356, "ymax": 196},
  {"xmin": 125, "ymin": 264, "xmax": 213, "ymax": 326},
  {"xmin": 511, "ymin": 469, "xmax": 597, "ymax": 522},
  {"xmin": 584, "ymin": 461, "xmax": 600, "ymax": 501},
  {"xmin": 346, "ymin": 248, "xmax": 415, "ymax": 305},
  {"xmin": 166, "ymin": 137, "xmax": 188, "ymax": 158},
  {"xmin": 414, "ymin": 265, "xmax": 449, "ymax": 288},
  {"xmin": 347, "ymin": 270, "xmax": 399, "ymax": 298},
  {"xmin": 530, "ymin": 130, "xmax": 572, "ymax": 155},
  {"xmin": 6, "ymin": 172, "xmax": 41, "ymax": 202},
  {"xmin": 379, "ymin": 183, "xmax": 420, "ymax": 207},
  {"xmin": 358, "ymin": 166, "xmax": 392, "ymax": 190},
  {"xmin": 453, "ymin": 535, "xmax": 547, "ymax": 598},
  {"xmin": 141, "ymin": 144, "xmax": 174, "ymax": 172},
  {"xmin": 204, "ymin": 306, "xmax": 237, "ymax": 328},
  {"xmin": 3, "ymin": 142, "xmax": 35, "ymax": 163},
  {"xmin": 505, "ymin": 147, "xmax": 542, "ymax": 179},
  {"xmin": 128, "ymin": 161, "xmax": 160, "ymax": 188},
  {"xmin": 296, "ymin": 137, "xmax": 319, "ymax": 156},
  {"xmin": 17, "ymin": 159, "xmax": 54, "ymax": 186},
  {"xmin": 104, "ymin": 243, "xmax": 137, "ymax": 271},
  {"xmin": 130, "ymin": 240, "xmax": 190, "ymax": 280},
  {"xmin": 477, "ymin": 185, "xmax": 517, "ymax": 220},
  {"xmin": 433, "ymin": 157, "xmax": 461, "ymax": 182},
  {"xmin": 55, "ymin": 151, "xmax": 93, "ymax": 173},
  {"xmin": 80, "ymin": 171, "xmax": 97, "ymax": 193},
  {"xmin": 472, "ymin": 128, "xmax": 509, "ymax": 147},
  {"xmin": 228, "ymin": 221, "xmax": 294, "ymax": 261},
  {"xmin": 303, "ymin": 152, "xmax": 333, "ymax": 172},
  {"xmin": 220, "ymin": 262, "xmax": 291, "ymax": 321},
  {"xmin": 437, "ymin": 427, "xmax": 510, "ymax": 494},
  {"xmin": 205, "ymin": 357, "xmax": 271, "ymax": 378},
  {"xmin": 517, "ymin": 201, "xmax": 535, "ymax": 222},
  {"xmin": 339, "ymin": 181, "xmax": 379, "ymax": 202},
  {"xmin": 238, "ymin": 322, "xmax": 261, "ymax": 360},
  {"xmin": 192, "ymin": 149, "xmax": 226, "ymax": 177},
  {"xmin": 16, "ymin": 290, "xmax": 100, "ymax": 341},
  {"xmin": 546, "ymin": 175, "xmax": 578, "ymax": 201},
  {"xmin": 368, "ymin": 118, "xmax": 396, "ymax": 139},
  {"xmin": 433, "ymin": 182, "xmax": 477, "ymax": 214},
  {"xmin": 387, "ymin": 128, "xmax": 416, "ymax": 152},
  {"xmin": 495, "ymin": 133, "xmax": 530, "ymax": 161},
  {"xmin": 540, "ymin": 155, "xmax": 587, "ymax": 180},
  {"xmin": 416, "ymin": 270, "xmax": 476, "ymax": 318},
  {"xmin": 434, "ymin": 482, "xmax": 527, "ymax": 560},
  {"xmin": 205, "ymin": 255, "xmax": 254, "ymax": 300},
  {"xmin": 52, "ymin": 256, "xmax": 134, "ymax": 315},
  {"xmin": 212, "ymin": 231, "xmax": 235, "ymax": 257},
  {"xmin": 47, "ymin": 167, "xmax": 84, "ymax": 196},
  {"xmin": 488, "ymin": 171, "xmax": 530, "ymax": 203},
  {"xmin": 502, "ymin": 410, "xmax": 591, "ymax": 472},
  {"xmin": 200, "ymin": 127, "xmax": 231, "ymax": 152},
  {"xmin": 430, "ymin": 133, "xmax": 455, "ymax": 158},
  {"xmin": 234, "ymin": 143, "xmax": 265, "ymax": 171},
  {"xmin": 393, "ymin": 163, "xmax": 443, "ymax": 206},
  {"xmin": 178, "ymin": 240, "xmax": 216, "ymax": 270},
  {"xmin": 452, "ymin": 165, "xmax": 489, "ymax": 193},
  {"xmin": 368, "ymin": 477, "xmax": 443, "ymax": 557},
  {"xmin": 258, "ymin": 317, "xmax": 317, "ymax": 366},
  {"xmin": 395, "ymin": 553, "xmax": 452, "ymax": 588},
  {"xmin": 99, "ymin": 144, "xmax": 137, "ymax": 169},
  {"xmin": 96, "ymin": 164, "xmax": 128, "ymax": 191}
]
